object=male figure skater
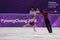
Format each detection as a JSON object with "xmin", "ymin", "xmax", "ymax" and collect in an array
[{"xmin": 41, "ymin": 9, "xmax": 57, "ymax": 33}]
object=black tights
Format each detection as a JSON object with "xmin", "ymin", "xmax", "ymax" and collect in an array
[{"xmin": 45, "ymin": 18, "xmax": 52, "ymax": 33}]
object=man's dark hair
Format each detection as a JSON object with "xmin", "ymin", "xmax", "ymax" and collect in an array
[{"xmin": 43, "ymin": 9, "xmax": 47, "ymax": 11}]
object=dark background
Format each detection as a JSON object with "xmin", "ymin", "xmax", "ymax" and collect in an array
[{"xmin": 0, "ymin": 0, "xmax": 60, "ymax": 13}]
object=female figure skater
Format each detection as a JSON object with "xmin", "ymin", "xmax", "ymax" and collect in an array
[{"xmin": 23, "ymin": 12, "xmax": 37, "ymax": 32}]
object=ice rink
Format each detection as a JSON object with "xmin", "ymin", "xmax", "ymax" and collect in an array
[{"xmin": 0, "ymin": 27, "xmax": 60, "ymax": 40}]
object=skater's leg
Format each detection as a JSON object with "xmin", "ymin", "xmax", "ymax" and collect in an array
[
  {"xmin": 45, "ymin": 19, "xmax": 52, "ymax": 33},
  {"xmin": 32, "ymin": 25, "xmax": 37, "ymax": 32},
  {"xmin": 46, "ymin": 24, "xmax": 52, "ymax": 33},
  {"xmin": 48, "ymin": 23, "xmax": 52, "ymax": 33},
  {"xmin": 23, "ymin": 24, "xmax": 30, "ymax": 27}
]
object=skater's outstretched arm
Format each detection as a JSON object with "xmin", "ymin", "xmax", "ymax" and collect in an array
[{"xmin": 48, "ymin": 10, "xmax": 57, "ymax": 14}]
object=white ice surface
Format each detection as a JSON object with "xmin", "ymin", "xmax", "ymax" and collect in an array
[{"xmin": 0, "ymin": 27, "xmax": 60, "ymax": 40}]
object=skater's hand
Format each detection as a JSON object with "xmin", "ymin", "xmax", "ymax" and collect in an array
[{"xmin": 54, "ymin": 10, "xmax": 57, "ymax": 13}]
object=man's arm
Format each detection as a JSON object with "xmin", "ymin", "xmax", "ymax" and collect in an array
[{"xmin": 48, "ymin": 10, "xmax": 57, "ymax": 14}]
